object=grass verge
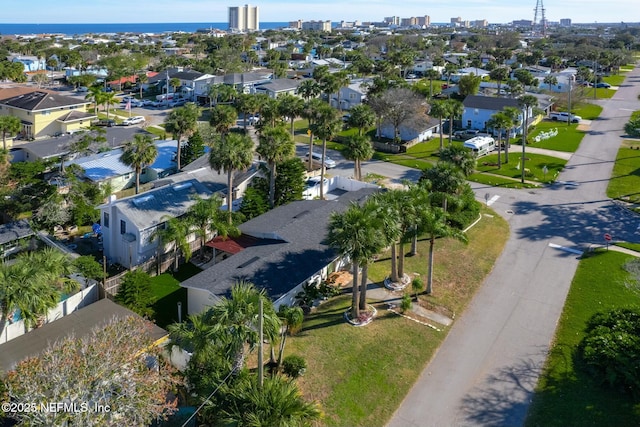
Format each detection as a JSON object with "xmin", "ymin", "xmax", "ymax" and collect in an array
[
  {"xmin": 524, "ymin": 250, "xmax": 640, "ymax": 427},
  {"xmin": 607, "ymin": 139, "xmax": 640, "ymax": 204},
  {"xmin": 475, "ymin": 153, "xmax": 566, "ymax": 184},
  {"xmin": 287, "ymin": 206, "xmax": 509, "ymax": 426},
  {"xmin": 527, "ymin": 121, "xmax": 585, "ymax": 152},
  {"xmin": 467, "ymin": 172, "xmax": 537, "ymax": 188}
]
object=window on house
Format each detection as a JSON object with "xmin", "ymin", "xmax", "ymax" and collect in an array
[
  {"xmin": 120, "ymin": 220, "xmax": 126, "ymax": 235},
  {"xmin": 466, "ymin": 120, "xmax": 471, "ymax": 128},
  {"xmin": 41, "ymin": 111, "xmax": 50, "ymax": 116},
  {"xmin": 349, "ymin": 93, "xmax": 356, "ymax": 99},
  {"xmin": 104, "ymin": 212, "xmax": 109, "ymax": 228},
  {"xmin": 123, "ymin": 173, "xmax": 132, "ymax": 179}
]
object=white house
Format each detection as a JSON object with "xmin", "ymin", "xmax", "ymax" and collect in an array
[
  {"xmin": 254, "ymin": 78, "xmax": 304, "ymax": 99},
  {"xmin": 330, "ymin": 80, "xmax": 367, "ymax": 110},
  {"xmin": 379, "ymin": 115, "xmax": 441, "ymax": 143}
]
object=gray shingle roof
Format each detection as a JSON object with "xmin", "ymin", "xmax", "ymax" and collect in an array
[
  {"xmin": 180, "ymin": 188, "xmax": 378, "ymax": 302},
  {"xmin": 256, "ymin": 78, "xmax": 303, "ymax": 93},
  {"xmin": 0, "ymin": 220, "xmax": 34, "ymax": 245},
  {"xmin": 0, "ymin": 299, "xmax": 167, "ymax": 373},
  {"xmin": 462, "ymin": 95, "xmax": 523, "ymax": 110},
  {"xmin": 0, "ymin": 91, "xmax": 89, "ymax": 111}
]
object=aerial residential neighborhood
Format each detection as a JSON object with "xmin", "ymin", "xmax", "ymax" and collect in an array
[{"xmin": 0, "ymin": 2, "xmax": 640, "ymax": 426}]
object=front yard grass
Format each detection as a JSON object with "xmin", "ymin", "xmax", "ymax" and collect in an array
[
  {"xmin": 475, "ymin": 153, "xmax": 566, "ymax": 183},
  {"xmin": 581, "ymin": 87, "xmax": 616, "ymax": 99},
  {"xmin": 467, "ymin": 171, "xmax": 537, "ymax": 188},
  {"xmin": 150, "ymin": 263, "xmax": 201, "ymax": 328},
  {"xmin": 524, "ymin": 250, "xmax": 640, "ymax": 427},
  {"xmin": 607, "ymin": 139, "xmax": 640, "ymax": 204},
  {"xmin": 603, "ymin": 74, "xmax": 627, "ymax": 86},
  {"xmin": 527, "ymin": 121, "xmax": 586, "ymax": 152},
  {"xmin": 573, "ymin": 103, "xmax": 603, "ymax": 120},
  {"xmin": 287, "ymin": 206, "xmax": 509, "ymax": 426}
]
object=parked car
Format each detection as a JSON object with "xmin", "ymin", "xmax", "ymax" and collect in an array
[
  {"xmin": 121, "ymin": 116, "xmax": 145, "ymax": 126},
  {"xmin": 93, "ymin": 119, "xmax": 116, "ymax": 127},
  {"xmin": 76, "ymin": 86, "xmax": 88, "ymax": 93},
  {"xmin": 142, "ymin": 99, "xmax": 156, "ymax": 106},
  {"xmin": 595, "ymin": 82, "xmax": 611, "ymax": 88},
  {"xmin": 305, "ymin": 151, "xmax": 336, "ymax": 169},
  {"xmin": 454, "ymin": 129, "xmax": 480, "ymax": 140},
  {"xmin": 549, "ymin": 111, "xmax": 582, "ymax": 123},
  {"xmin": 302, "ymin": 176, "xmax": 329, "ymax": 199},
  {"xmin": 168, "ymin": 99, "xmax": 186, "ymax": 108}
]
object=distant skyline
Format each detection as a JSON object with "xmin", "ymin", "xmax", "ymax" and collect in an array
[{"xmin": 0, "ymin": 0, "xmax": 637, "ymax": 25}]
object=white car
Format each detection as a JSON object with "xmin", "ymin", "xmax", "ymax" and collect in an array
[
  {"xmin": 121, "ymin": 116, "xmax": 145, "ymax": 126},
  {"xmin": 306, "ymin": 151, "xmax": 336, "ymax": 168},
  {"xmin": 302, "ymin": 177, "xmax": 329, "ymax": 199}
]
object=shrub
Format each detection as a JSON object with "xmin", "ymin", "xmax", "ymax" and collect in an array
[
  {"xmin": 401, "ymin": 294, "xmax": 412, "ymax": 312},
  {"xmin": 578, "ymin": 308, "xmax": 640, "ymax": 396},
  {"xmin": 282, "ymin": 355, "xmax": 307, "ymax": 378}
]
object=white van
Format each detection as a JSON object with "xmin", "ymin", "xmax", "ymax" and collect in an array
[
  {"xmin": 463, "ymin": 136, "xmax": 495, "ymax": 157},
  {"xmin": 121, "ymin": 116, "xmax": 145, "ymax": 126},
  {"xmin": 307, "ymin": 151, "xmax": 336, "ymax": 168}
]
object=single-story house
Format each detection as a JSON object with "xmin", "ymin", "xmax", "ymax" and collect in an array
[
  {"xmin": 0, "ymin": 220, "xmax": 35, "ymax": 258},
  {"xmin": 379, "ymin": 115, "xmax": 441, "ymax": 143},
  {"xmin": 254, "ymin": 78, "xmax": 304, "ymax": 99},
  {"xmin": 8, "ymin": 54, "xmax": 46, "ymax": 72},
  {"xmin": 461, "ymin": 95, "xmax": 532, "ymax": 133},
  {"xmin": 0, "ymin": 298, "xmax": 167, "ymax": 373},
  {"xmin": 180, "ymin": 188, "xmax": 379, "ymax": 315},
  {"xmin": 0, "ymin": 91, "xmax": 94, "ymax": 141},
  {"xmin": 67, "ymin": 139, "xmax": 177, "ymax": 192}
]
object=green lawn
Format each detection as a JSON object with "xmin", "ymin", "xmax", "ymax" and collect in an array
[
  {"xmin": 475, "ymin": 153, "xmax": 566, "ymax": 183},
  {"xmin": 581, "ymin": 87, "xmax": 616, "ymax": 99},
  {"xmin": 573, "ymin": 103, "xmax": 603, "ymax": 120},
  {"xmin": 150, "ymin": 263, "xmax": 201, "ymax": 328},
  {"xmin": 467, "ymin": 172, "xmax": 537, "ymax": 188},
  {"xmin": 527, "ymin": 121, "xmax": 586, "ymax": 152},
  {"xmin": 525, "ymin": 250, "xmax": 640, "ymax": 427},
  {"xmin": 603, "ymin": 74, "xmax": 627, "ymax": 86},
  {"xmin": 287, "ymin": 207, "xmax": 510, "ymax": 427},
  {"xmin": 607, "ymin": 140, "xmax": 640, "ymax": 204},
  {"xmin": 615, "ymin": 242, "xmax": 640, "ymax": 252}
]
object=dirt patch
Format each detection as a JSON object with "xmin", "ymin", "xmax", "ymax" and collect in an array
[
  {"xmin": 417, "ymin": 298, "xmax": 455, "ymax": 319},
  {"xmin": 327, "ymin": 271, "xmax": 352, "ymax": 288}
]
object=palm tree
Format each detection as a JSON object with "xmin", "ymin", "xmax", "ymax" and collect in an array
[
  {"xmin": 207, "ymin": 281, "xmax": 281, "ymax": 372},
  {"xmin": 218, "ymin": 375, "xmax": 322, "ymax": 426},
  {"xmin": 429, "ymin": 100, "xmax": 450, "ymax": 150},
  {"xmin": 346, "ymin": 104, "xmax": 375, "ymax": 136},
  {"xmin": 85, "ymin": 86, "xmax": 104, "ymax": 116},
  {"xmin": 153, "ymin": 216, "xmax": 192, "ymax": 271},
  {"xmin": 120, "ymin": 134, "xmax": 158, "ymax": 194},
  {"xmin": 422, "ymin": 206, "xmax": 468, "ymax": 294},
  {"xmin": 276, "ymin": 305, "xmax": 304, "ymax": 369},
  {"xmin": 489, "ymin": 67, "xmax": 510, "ymax": 96},
  {"xmin": 447, "ymin": 99, "xmax": 464, "ymax": 145},
  {"xmin": 208, "ymin": 104, "xmax": 238, "ymax": 135},
  {"xmin": 187, "ymin": 194, "xmax": 239, "ymax": 260},
  {"xmin": 425, "ymin": 69, "xmax": 441, "ymax": 97},
  {"xmin": 167, "ymin": 310, "xmax": 219, "ymax": 368},
  {"xmin": 331, "ymin": 70, "xmax": 350, "ymax": 111},
  {"xmin": 543, "ymin": 75, "xmax": 558, "ymax": 92},
  {"xmin": 502, "ymin": 106, "xmax": 521, "ymax": 164},
  {"xmin": 310, "ymin": 105, "xmax": 342, "ymax": 199},
  {"xmin": 487, "ymin": 112, "xmax": 511, "ymax": 169},
  {"xmin": 327, "ymin": 201, "xmax": 387, "ymax": 319},
  {"xmin": 234, "ymin": 93, "xmax": 259, "ymax": 131},
  {"xmin": 277, "ymin": 94, "xmax": 305, "ymax": 136},
  {"xmin": 101, "ymin": 91, "xmax": 119, "ymax": 120},
  {"xmin": 297, "ymin": 79, "xmax": 321, "ymax": 102},
  {"xmin": 343, "ymin": 134, "xmax": 373, "ymax": 181},
  {"xmin": 256, "ymin": 125, "xmax": 295, "ymax": 208},
  {"xmin": 438, "ymin": 145, "xmax": 476, "ymax": 177},
  {"xmin": 301, "ymin": 99, "xmax": 325, "ymax": 172},
  {"xmin": 164, "ymin": 103, "xmax": 200, "ymax": 170},
  {"xmin": 518, "ymin": 95, "xmax": 538, "ymax": 184},
  {"xmin": 0, "ymin": 116, "xmax": 22, "ymax": 150},
  {"xmin": 209, "ymin": 132, "xmax": 254, "ymax": 223},
  {"xmin": 137, "ymin": 72, "xmax": 148, "ymax": 100}
]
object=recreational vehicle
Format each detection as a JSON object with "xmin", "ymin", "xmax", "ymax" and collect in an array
[{"xmin": 463, "ymin": 136, "xmax": 495, "ymax": 157}]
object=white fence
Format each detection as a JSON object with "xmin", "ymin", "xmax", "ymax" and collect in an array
[{"xmin": 0, "ymin": 284, "xmax": 99, "ymax": 345}]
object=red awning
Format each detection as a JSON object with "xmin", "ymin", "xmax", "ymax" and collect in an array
[{"xmin": 205, "ymin": 234, "xmax": 259, "ymax": 254}]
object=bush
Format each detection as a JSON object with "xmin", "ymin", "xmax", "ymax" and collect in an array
[
  {"xmin": 578, "ymin": 308, "xmax": 640, "ymax": 396},
  {"xmin": 401, "ymin": 294, "xmax": 412, "ymax": 312},
  {"xmin": 624, "ymin": 117, "xmax": 640, "ymax": 138},
  {"xmin": 282, "ymin": 355, "xmax": 307, "ymax": 378}
]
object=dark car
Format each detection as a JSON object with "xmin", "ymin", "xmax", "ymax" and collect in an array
[
  {"xmin": 93, "ymin": 119, "xmax": 116, "ymax": 127},
  {"xmin": 595, "ymin": 82, "xmax": 611, "ymax": 88}
]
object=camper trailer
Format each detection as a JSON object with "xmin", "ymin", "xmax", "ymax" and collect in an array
[{"xmin": 463, "ymin": 136, "xmax": 495, "ymax": 157}]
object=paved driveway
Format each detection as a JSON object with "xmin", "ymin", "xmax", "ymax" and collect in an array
[{"xmin": 388, "ymin": 65, "xmax": 640, "ymax": 427}]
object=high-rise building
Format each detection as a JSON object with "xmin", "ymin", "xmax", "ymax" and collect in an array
[
  {"xmin": 417, "ymin": 16, "xmax": 431, "ymax": 27},
  {"xmin": 228, "ymin": 4, "xmax": 259, "ymax": 31},
  {"xmin": 301, "ymin": 20, "xmax": 332, "ymax": 32},
  {"xmin": 560, "ymin": 18, "xmax": 572, "ymax": 27}
]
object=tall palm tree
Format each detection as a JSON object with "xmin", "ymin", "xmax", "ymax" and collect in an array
[
  {"xmin": 167, "ymin": 310, "xmax": 219, "ymax": 368},
  {"xmin": 137, "ymin": 72, "xmax": 148, "ymax": 100},
  {"xmin": 164, "ymin": 103, "xmax": 200, "ymax": 170},
  {"xmin": 276, "ymin": 305, "xmax": 304, "ymax": 369},
  {"xmin": 518, "ymin": 95, "xmax": 538, "ymax": 183},
  {"xmin": 446, "ymin": 99, "xmax": 464, "ymax": 145},
  {"xmin": 347, "ymin": 104, "xmax": 375, "ymax": 137},
  {"xmin": 256, "ymin": 125, "xmax": 295, "ymax": 208},
  {"xmin": 276, "ymin": 94, "xmax": 305, "ymax": 136},
  {"xmin": 301, "ymin": 99, "xmax": 324, "ymax": 172},
  {"xmin": 327, "ymin": 201, "xmax": 387, "ymax": 319},
  {"xmin": 297, "ymin": 79, "xmax": 321, "ymax": 102},
  {"xmin": 187, "ymin": 194, "xmax": 239, "ymax": 260},
  {"xmin": 543, "ymin": 75, "xmax": 558, "ymax": 92},
  {"xmin": 209, "ymin": 133, "xmax": 254, "ymax": 223},
  {"xmin": 422, "ymin": 206, "xmax": 468, "ymax": 295},
  {"xmin": 207, "ymin": 281, "xmax": 281, "ymax": 372},
  {"xmin": 234, "ymin": 93, "xmax": 260, "ymax": 131},
  {"xmin": 487, "ymin": 112, "xmax": 511, "ymax": 169},
  {"xmin": 429, "ymin": 100, "xmax": 451, "ymax": 150},
  {"xmin": 489, "ymin": 67, "xmax": 510, "ymax": 96},
  {"xmin": 120, "ymin": 134, "xmax": 158, "ymax": 194},
  {"xmin": 208, "ymin": 104, "xmax": 238, "ymax": 136},
  {"xmin": 153, "ymin": 216, "xmax": 192, "ymax": 271},
  {"xmin": 343, "ymin": 134, "xmax": 373, "ymax": 181},
  {"xmin": 101, "ymin": 91, "xmax": 119, "ymax": 120},
  {"xmin": 425, "ymin": 69, "xmax": 441, "ymax": 97},
  {"xmin": 310, "ymin": 105, "xmax": 342, "ymax": 199},
  {"xmin": 0, "ymin": 116, "xmax": 22, "ymax": 150},
  {"xmin": 502, "ymin": 106, "xmax": 521, "ymax": 164},
  {"xmin": 330, "ymin": 70, "xmax": 350, "ymax": 111},
  {"xmin": 84, "ymin": 86, "xmax": 104, "ymax": 116}
]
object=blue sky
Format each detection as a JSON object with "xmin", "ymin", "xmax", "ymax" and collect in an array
[{"xmin": 0, "ymin": 0, "xmax": 635, "ymax": 24}]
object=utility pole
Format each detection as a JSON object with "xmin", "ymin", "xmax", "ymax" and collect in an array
[
  {"xmin": 567, "ymin": 75, "xmax": 572, "ymax": 126},
  {"xmin": 258, "ymin": 298, "xmax": 264, "ymax": 388}
]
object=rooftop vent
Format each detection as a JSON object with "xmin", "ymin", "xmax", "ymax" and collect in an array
[
  {"xmin": 293, "ymin": 210, "xmax": 310, "ymax": 219},
  {"xmin": 132, "ymin": 194, "xmax": 155, "ymax": 207},
  {"xmin": 172, "ymin": 182, "xmax": 193, "ymax": 192},
  {"xmin": 237, "ymin": 256, "xmax": 260, "ymax": 269}
]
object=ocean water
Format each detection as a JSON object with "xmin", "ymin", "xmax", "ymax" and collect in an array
[{"xmin": 0, "ymin": 22, "xmax": 294, "ymax": 36}]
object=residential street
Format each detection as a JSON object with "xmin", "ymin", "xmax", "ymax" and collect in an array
[{"xmin": 387, "ymin": 65, "xmax": 640, "ymax": 427}]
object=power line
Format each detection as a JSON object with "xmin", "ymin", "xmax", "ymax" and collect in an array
[{"xmin": 181, "ymin": 367, "xmax": 236, "ymax": 427}]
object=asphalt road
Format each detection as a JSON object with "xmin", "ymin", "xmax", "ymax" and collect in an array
[{"xmin": 387, "ymin": 64, "xmax": 640, "ymax": 427}]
